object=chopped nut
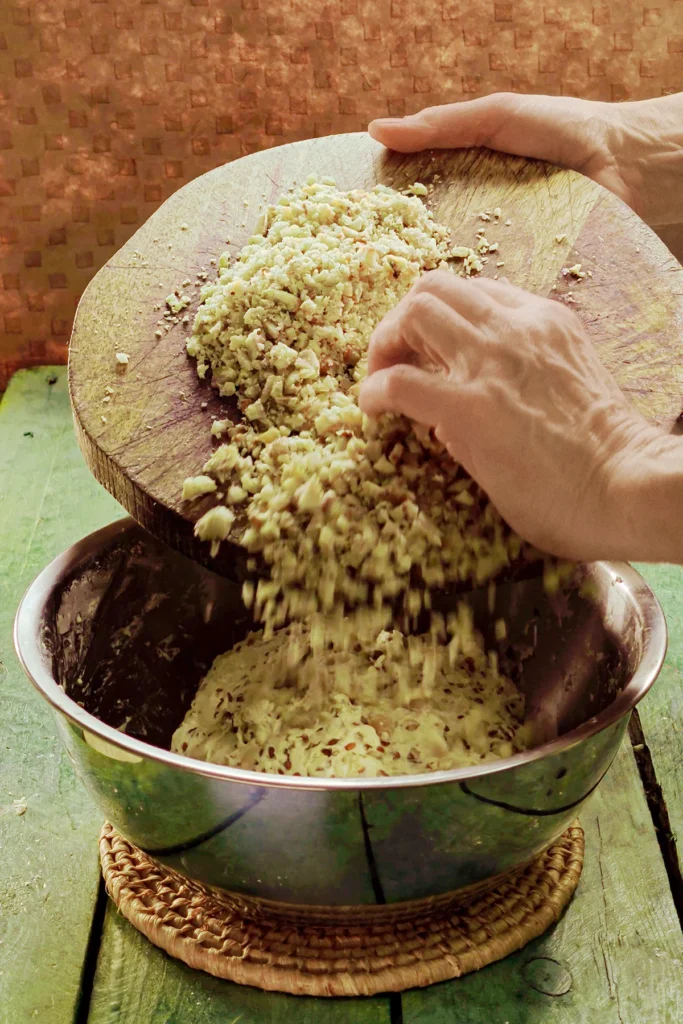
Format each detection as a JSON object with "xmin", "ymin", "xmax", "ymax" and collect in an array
[
  {"xmin": 166, "ymin": 293, "xmax": 190, "ymax": 315},
  {"xmin": 183, "ymin": 176, "xmax": 538, "ymax": 648},
  {"xmin": 171, "ymin": 619, "xmax": 532, "ymax": 777},
  {"xmin": 182, "ymin": 475, "xmax": 218, "ymax": 501},
  {"xmin": 562, "ymin": 263, "xmax": 586, "ymax": 280},
  {"xmin": 194, "ymin": 505, "xmax": 236, "ymax": 555}
]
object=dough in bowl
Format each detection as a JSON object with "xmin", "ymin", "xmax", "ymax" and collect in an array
[{"xmin": 171, "ymin": 620, "xmax": 531, "ymax": 778}]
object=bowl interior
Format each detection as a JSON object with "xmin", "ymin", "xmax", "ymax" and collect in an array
[{"xmin": 39, "ymin": 522, "xmax": 651, "ymax": 755}]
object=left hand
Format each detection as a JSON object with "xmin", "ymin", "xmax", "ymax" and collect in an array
[{"xmin": 359, "ymin": 271, "xmax": 663, "ymax": 561}]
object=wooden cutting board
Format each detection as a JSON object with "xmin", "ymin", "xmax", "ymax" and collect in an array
[{"xmin": 69, "ymin": 133, "xmax": 683, "ymax": 577}]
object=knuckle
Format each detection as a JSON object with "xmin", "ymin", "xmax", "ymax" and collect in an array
[
  {"xmin": 403, "ymin": 290, "xmax": 439, "ymax": 334},
  {"xmin": 414, "ymin": 268, "xmax": 447, "ymax": 293},
  {"xmin": 430, "ymin": 268, "xmax": 453, "ymax": 289},
  {"xmin": 545, "ymin": 296, "xmax": 580, "ymax": 327},
  {"xmin": 384, "ymin": 363, "xmax": 413, "ymax": 399},
  {"xmin": 411, "ymin": 290, "xmax": 440, "ymax": 316}
]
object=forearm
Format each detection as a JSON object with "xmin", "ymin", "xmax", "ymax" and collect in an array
[
  {"xmin": 614, "ymin": 433, "xmax": 683, "ymax": 563},
  {"xmin": 613, "ymin": 93, "xmax": 683, "ymax": 227}
]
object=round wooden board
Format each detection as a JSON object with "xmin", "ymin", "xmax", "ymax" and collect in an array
[{"xmin": 69, "ymin": 134, "xmax": 683, "ymax": 576}]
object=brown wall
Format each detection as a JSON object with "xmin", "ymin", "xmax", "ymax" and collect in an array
[{"xmin": 1, "ymin": 0, "xmax": 682, "ymax": 390}]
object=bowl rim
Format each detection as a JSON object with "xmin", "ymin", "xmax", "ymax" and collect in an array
[{"xmin": 14, "ymin": 516, "xmax": 668, "ymax": 792}]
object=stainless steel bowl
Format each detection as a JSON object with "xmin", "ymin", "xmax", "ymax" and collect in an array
[{"xmin": 14, "ymin": 518, "xmax": 666, "ymax": 911}]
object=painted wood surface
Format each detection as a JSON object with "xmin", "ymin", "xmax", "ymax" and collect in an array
[
  {"xmin": 85, "ymin": 743, "xmax": 682, "ymax": 1024},
  {"xmin": 87, "ymin": 907, "xmax": 393, "ymax": 1024},
  {"xmin": 1, "ymin": 369, "xmax": 681, "ymax": 1024},
  {"xmin": 0, "ymin": 369, "xmax": 123, "ymax": 1024},
  {"xmin": 401, "ymin": 743, "xmax": 683, "ymax": 1024},
  {"xmin": 68, "ymin": 134, "xmax": 683, "ymax": 575},
  {"xmin": 636, "ymin": 564, "xmax": 683, "ymax": 881}
]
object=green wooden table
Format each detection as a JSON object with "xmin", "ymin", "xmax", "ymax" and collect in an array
[{"xmin": 1, "ymin": 368, "xmax": 681, "ymax": 1024}]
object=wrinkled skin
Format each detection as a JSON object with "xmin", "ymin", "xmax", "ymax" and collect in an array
[
  {"xmin": 360, "ymin": 92, "xmax": 683, "ymax": 564},
  {"xmin": 369, "ymin": 91, "xmax": 683, "ymax": 227},
  {"xmin": 359, "ymin": 273, "xmax": 671, "ymax": 561}
]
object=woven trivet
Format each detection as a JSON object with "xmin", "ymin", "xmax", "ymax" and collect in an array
[{"xmin": 100, "ymin": 821, "xmax": 584, "ymax": 997}]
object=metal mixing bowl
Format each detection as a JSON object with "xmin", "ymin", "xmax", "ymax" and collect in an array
[{"xmin": 14, "ymin": 518, "xmax": 666, "ymax": 911}]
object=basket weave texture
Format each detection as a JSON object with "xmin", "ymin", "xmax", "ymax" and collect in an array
[{"xmin": 100, "ymin": 821, "xmax": 584, "ymax": 997}]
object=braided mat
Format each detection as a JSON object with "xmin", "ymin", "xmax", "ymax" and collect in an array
[{"xmin": 100, "ymin": 822, "xmax": 584, "ymax": 997}]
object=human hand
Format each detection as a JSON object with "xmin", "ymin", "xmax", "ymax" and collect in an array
[
  {"xmin": 369, "ymin": 92, "xmax": 683, "ymax": 227},
  {"xmin": 358, "ymin": 271, "xmax": 671, "ymax": 562}
]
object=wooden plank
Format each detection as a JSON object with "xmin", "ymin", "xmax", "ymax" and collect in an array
[
  {"xmin": 635, "ymin": 563, "xmax": 683, "ymax": 871},
  {"xmin": 86, "ymin": 904, "xmax": 392, "ymax": 1024},
  {"xmin": 0, "ymin": 368, "xmax": 123, "ymax": 1024},
  {"xmin": 401, "ymin": 742, "xmax": 683, "ymax": 1024},
  {"xmin": 87, "ymin": 742, "xmax": 682, "ymax": 1023},
  {"xmin": 3, "ymin": 368, "xmax": 679, "ymax": 1022},
  {"xmin": 68, "ymin": 135, "xmax": 683, "ymax": 576}
]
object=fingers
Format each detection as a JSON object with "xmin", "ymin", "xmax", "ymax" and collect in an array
[
  {"xmin": 469, "ymin": 276, "xmax": 528, "ymax": 308},
  {"xmin": 367, "ymin": 286, "xmax": 482, "ymax": 376},
  {"xmin": 368, "ymin": 94, "xmax": 593, "ymax": 171},
  {"xmin": 367, "ymin": 270, "xmax": 526, "ymax": 377},
  {"xmin": 412, "ymin": 270, "xmax": 503, "ymax": 323},
  {"xmin": 365, "ymin": 304, "xmax": 417, "ymax": 375},
  {"xmin": 359, "ymin": 363, "xmax": 459, "ymax": 428},
  {"xmin": 369, "ymin": 94, "xmax": 520, "ymax": 154}
]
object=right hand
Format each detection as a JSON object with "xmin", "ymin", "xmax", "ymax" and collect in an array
[
  {"xmin": 369, "ymin": 92, "xmax": 683, "ymax": 228},
  {"xmin": 359, "ymin": 271, "xmax": 672, "ymax": 563}
]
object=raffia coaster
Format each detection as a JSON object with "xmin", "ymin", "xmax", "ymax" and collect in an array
[{"xmin": 100, "ymin": 821, "xmax": 584, "ymax": 997}]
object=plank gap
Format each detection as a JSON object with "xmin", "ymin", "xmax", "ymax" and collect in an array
[
  {"xmin": 389, "ymin": 992, "xmax": 404, "ymax": 1024},
  {"xmin": 73, "ymin": 877, "xmax": 109, "ymax": 1024},
  {"xmin": 358, "ymin": 792, "xmax": 386, "ymax": 905},
  {"xmin": 629, "ymin": 710, "xmax": 683, "ymax": 928}
]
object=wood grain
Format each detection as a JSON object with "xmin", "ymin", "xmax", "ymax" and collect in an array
[
  {"xmin": 0, "ymin": 369, "xmax": 123, "ymax": 1024},
  {"xmin": 3, "ymin": 370, "xmax": 682, "ymax": 1022},
  {"xmin": 635, "ymin": 563, "xmax": 683, "ymax": 882},
  {"xmin": 87, "ymin": 905, "xmax": 393, "ymax": 1024},
  {"xmin": 68, "ymin": 134, "xmax": 683, "ymax": 576},
  {"xmin": 84, "ymin": 745, "xmax": 683, "ymax": 1024},
  {"xmin": 401, "ymin": 743, "xmax": 683, "ymax": 1024}
]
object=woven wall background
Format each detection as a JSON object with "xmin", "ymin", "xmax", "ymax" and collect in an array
[{"xmin": 1, "ymin": 0, "xmax": 682, "ymax": 389}]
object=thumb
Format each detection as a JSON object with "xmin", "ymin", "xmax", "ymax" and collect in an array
[
  {"xmin": 369, "ymin": 93, "xmax": 595, "ymax": 171},
  {"xmin": 369, "ymin": 94, "xmax": 520, "ymax": 154},
  {"xmin": 359, "ymin": 363, "xmax": 456, "ymax": 428}
]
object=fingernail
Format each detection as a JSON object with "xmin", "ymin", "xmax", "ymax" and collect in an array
[{"xmin": 370, "ymin": 118, "xmax": 405, "ymax": 128}]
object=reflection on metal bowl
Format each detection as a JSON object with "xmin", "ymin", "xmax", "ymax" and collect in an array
[{"xmin": 14, "ymin": 518, "xmax": 666, "ymax": 912}]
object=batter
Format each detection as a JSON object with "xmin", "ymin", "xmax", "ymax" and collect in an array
[{"xmin": 171, "ymin": 619, "xmax": 531, "ymax": 778}]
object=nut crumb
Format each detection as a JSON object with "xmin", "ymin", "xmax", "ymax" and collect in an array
[{"xmin": 183, "ymin": 177, "xmax": 533, "ymax": 641}]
